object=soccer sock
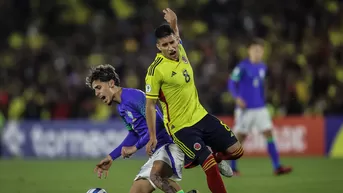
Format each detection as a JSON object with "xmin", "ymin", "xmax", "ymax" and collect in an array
[
  {"xmin": 267, "ymin": 137, "xmax": 281, "ymax": 170},
  {"xmin": 230, "ymin": 160, "xmax": 237, "ymax": 171},
  {"xmin": 176, "ymin": 190, "xmax": 184, "ymax": 193},
  {"xmin": 202, "ymin": 154, "xmax": 227, "ymax": 193}
]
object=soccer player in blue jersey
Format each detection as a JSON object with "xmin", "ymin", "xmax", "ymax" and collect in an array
[
  {"xmin": 228, "ymin": 38, "xmax": 292, "ymax": 176},
  {"xmin": 86, "ymin": 64, "xmax": 198, "ymax": 193}
]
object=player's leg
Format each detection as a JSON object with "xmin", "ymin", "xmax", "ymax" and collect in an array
[
  {"xmin": 200, "ymin": 114, "xmax": 244, "ymax": 164},
  {"xmin": 150, "ymin": 160, "xmax": 181, "ymax": 193},
  {"xmin": 150, "ymin": 143, "xmax": 198, "ymax": 193},
  {"xmin": 129, "ymin": 179, "xmax": 155, "ymax": 193},
  {"xmin": 229, "ymin": 132, "xmax": 246, "ymax": 173},
  {"xmin": 257, "ymin": 108, "xmax": 292, "ymax": 175},
  {"xmin": 229, "ymin": 108, "xmax": 253, "ymax": 174},
  {"xmin": 173, "ymin": 127, "xmax": 227, "ymax": 193},
  {"xmin": 133, "ymin": 156, "xmax": 160, "ymax": 192}
]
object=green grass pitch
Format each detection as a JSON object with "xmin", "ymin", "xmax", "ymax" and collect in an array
[{"xmin": 0, "ymin": 157, "xmax": 342, "ymax": 193}]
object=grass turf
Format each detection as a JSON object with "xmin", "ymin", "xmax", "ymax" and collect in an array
[{"xmin": 0, "ymin": 157, "xmax": 342, "ymax": 193}]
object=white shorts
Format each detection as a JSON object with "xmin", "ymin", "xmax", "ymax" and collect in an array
[
  {"xmin": 233, "ymin": 107, "xmax": 273, "ymax": 134},
  {"xmin": 134, "ymin": 143, "xmax": 184, "ymax": 189}
]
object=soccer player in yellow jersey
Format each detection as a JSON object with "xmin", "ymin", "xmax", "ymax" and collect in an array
[{"xmin": 145, "ymin": 8, "xmax": 244, "ymax": 193}]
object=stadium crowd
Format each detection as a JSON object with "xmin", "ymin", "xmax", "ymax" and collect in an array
[{"xmin": 0, "ymin": 0, "xmax": 343, "ymax": 123}]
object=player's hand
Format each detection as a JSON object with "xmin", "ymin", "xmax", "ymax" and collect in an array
[
  {"xmin": 94, "ymin": 166, "xmax": 108, "ymax": 179},
  {"xmin": 94, "ymin": 155, "xmax": 113, "ymax": 179},
  {"xmin": 236, "ymin": 97, "xmax": 246, "ymax": 109},
  {"xmin": 163, "ymin": 8, "xmax": 177, "ymax": 25},
  {"xmin": 146, "ymin": 137, "xmax": 157, "ymax": 156},
  {"xmin": 121, "ymin": 146, "xmax": 137, "ymax": 158}
]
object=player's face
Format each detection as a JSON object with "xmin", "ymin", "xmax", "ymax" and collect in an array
[
  {"xmin": 156, "ymin": 35, "xmax": 179, "ymax": 60},
  {"xmin": 248, "ymin": 44, "xmax": 264, "ymax": 63},
  {"xmin": 92, "ymin": 79, "xmax": 115, "ymax": 106}
]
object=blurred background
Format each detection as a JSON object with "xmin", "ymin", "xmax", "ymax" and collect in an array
[
  {"xmin": 1, "ymin": 0, "xmax": 343, "ymax": 124},
  {"xmin": 1, "ymin": 0, "xmax": 343, "ymax": 193}
]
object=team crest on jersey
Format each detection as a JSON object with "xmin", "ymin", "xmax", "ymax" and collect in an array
[
  {"xmin": 145, "ymin": 84, "xmax": 151, "ymax": 93},
  {"xmin": 126, "ymin": 111, "xmax": 134, "ymax": 119},
  {"xmin": 182, "ymin": 56, "xmax": 188, "ymax": 64},
  {"xmin": 193, "ymin": 142, "xmax": 202, "ymax": 151}
]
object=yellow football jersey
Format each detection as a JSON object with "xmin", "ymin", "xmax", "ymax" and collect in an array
[{"xmin": 145, "ymin": 43, "xmax": 208, "ymax": 135}]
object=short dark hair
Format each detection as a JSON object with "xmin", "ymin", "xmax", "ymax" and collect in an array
[
  {"xmin": 154, "ymin": 24, "xmax": 174, "ymax": 40},
  {"xmin": 85, "ymin": 64, "xmax": 120, "ymax": 88},
  {"xmin": 248, "ymin": 38, "xmax": 264, "ymax": 47}
]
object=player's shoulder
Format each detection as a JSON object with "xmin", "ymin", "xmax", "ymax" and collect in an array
[
  {"xmin": 238, "ymin": 59, "xmax": 250, "ymax": 66},
  {"xmin": 122, "ymin": 88, "xmax": 145, "ymax": 103},
  {"xmin": 147, "ymin": 55, "xmax": 168, "ymax": 76},
  {"xmin": 234, "ymin": 59, "xmax": 248, "ymax": 72},
  {"xmin": 260, "ymin": 62, "xmax": 267, "ymax": 68},
  {"xmin": 123, "ymin": 88, "xmax": 145, "ymax": 95}
]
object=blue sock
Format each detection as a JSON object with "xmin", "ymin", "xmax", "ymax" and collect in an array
[
  {"xmin": 230, "ymin": 160, "xmax": 237, "ymax": 171},
  {"xmin": 267, "ymin": 137, "xmax": 281, "ymax": 170}
]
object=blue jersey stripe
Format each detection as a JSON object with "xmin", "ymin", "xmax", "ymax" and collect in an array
[{"xmin": 164, "ymin": 144, "xmax": 179, "ymax": 178}]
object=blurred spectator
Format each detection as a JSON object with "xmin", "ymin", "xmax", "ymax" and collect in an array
[{"xmin": 0, "ymin": 0, "xmax": 343, "ymax": 121}]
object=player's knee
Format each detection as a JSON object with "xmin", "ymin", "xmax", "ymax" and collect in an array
[
  {"xmin": 262, "ymin": 129, "xmax": 273, "ymax": 138},
  {"xmin": 223, "ymin": 142, "xmax": 244, "ymax": 160},
  {"xmin": 229, "ymin": 145, "xmax": 244, "ymax": 160}
]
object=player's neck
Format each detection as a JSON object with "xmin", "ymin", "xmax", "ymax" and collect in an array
[
  {"xmin": 249, "ymin": 57, "xmax": 260, "ymax": 64},
  {"xmin": 112, "ymin": 87, "xmax": 122, "ymax": 104}
]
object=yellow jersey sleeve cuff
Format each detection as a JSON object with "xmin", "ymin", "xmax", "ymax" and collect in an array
[{"xmin": 146, "ymin": 94, "xmax": 159, "ymax": 99}]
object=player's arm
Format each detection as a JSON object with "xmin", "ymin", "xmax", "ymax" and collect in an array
[
  {"xmin": 108, "ymin": 130, "xmax": 139, "ymax": 160},
  {"xmin": 228, "ymin": 64, "xmax": 243, "ymax": 98},
  {"xmin": 145, "ymin": 67, "xmax": 163, "ymax": 149},
  {"xmin": 146, "ymin": 98, "xmax": 158, "ymax": 139},
  {"xmin": 163, "ymin": 8, "xmax": 180, "ymax": 41},
  {"xmin": 128, "ymin": 94, "xmax": 151, "ymax": 150},
  {"xmin": 228, "ymin": 63, "xmax": 246, "ymax": 107}
]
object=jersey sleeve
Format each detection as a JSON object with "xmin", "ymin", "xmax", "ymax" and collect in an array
[
  {"xmin": 230, "ymin": 63, "xmax": 244, "ymax": 82},
  {"xmin": 228, "ymin": 63, "xmax": 244, "ymax": 98},
  {"xmin": 120, "ymin": 115, "xmax": 133, "ymax": 131},
  {"xmin": 145, "ymin": 65, "xmax": 163, "ymax": 99},
  {"xmin": 108, "ymin": 130, "xmax": 139, "ymax": 160}
]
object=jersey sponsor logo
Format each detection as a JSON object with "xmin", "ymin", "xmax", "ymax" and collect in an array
[
  {"xmin": 182, "ymin": 56, "xmax": 188, "ymax": 64},
  {"xmin": 193, "ymin": 142, "xmax": 202, "ymax": 151},
  {"xmin": 145, "ymin": 84, "xmax": 151, "ymax": 93},
  {"xmin": 171, "ymin": 71, "xmax": 177, "ymax": 77}
]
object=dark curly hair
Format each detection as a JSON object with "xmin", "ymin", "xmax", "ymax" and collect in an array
[{"xmin": 85, "ymin": 64, "xmax": 120, "ymax": 88}]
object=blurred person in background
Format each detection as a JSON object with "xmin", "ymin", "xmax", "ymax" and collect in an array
[
  {"xmin": 228, "ymin": 38, "xmax": 292, "ymax": 176},
  {"xmin": 0, "ymin": 0, "xmax": 341, "ymax": 119}
]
